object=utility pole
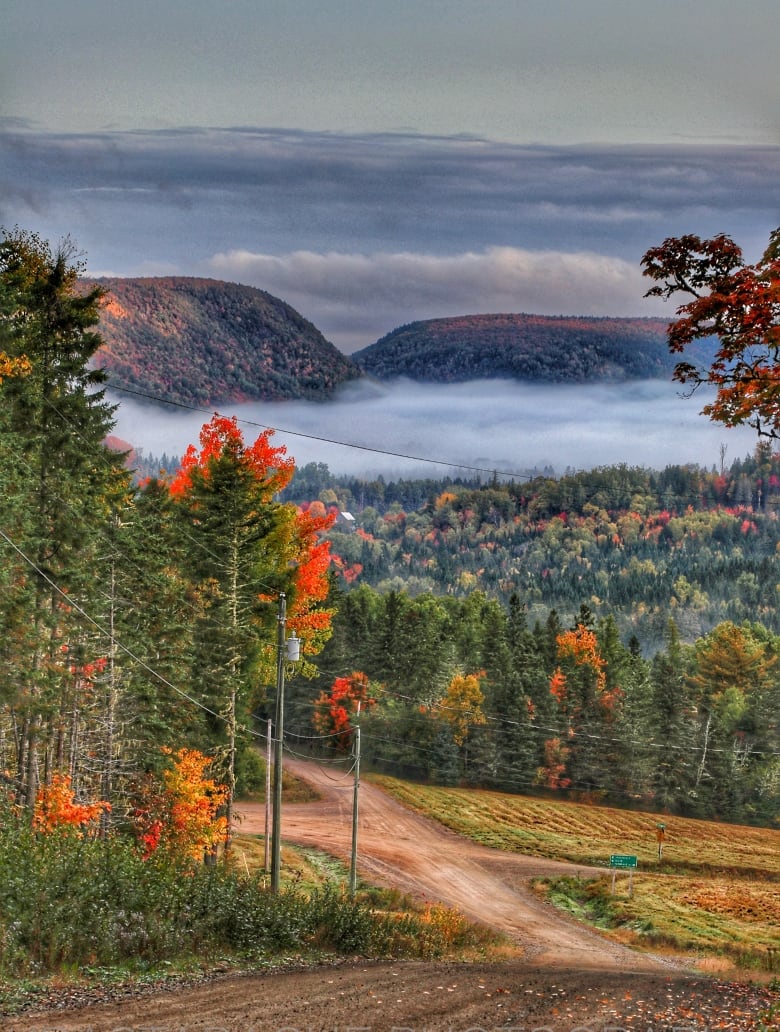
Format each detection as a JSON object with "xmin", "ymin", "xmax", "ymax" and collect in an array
[
  {"xmin": 270, "ymin": 594, "xmax": 300, "ymax": 893},
  {"xmin": 270, "ymin": 593, "xmax": 286, "ymax": 893},
  {"xmin": 349, "ymin": 703, "xmax": 361, "ymax": 897},
  {"xmin": 264, "ymin": 717, "xmax": 272, "ymax": 872}
]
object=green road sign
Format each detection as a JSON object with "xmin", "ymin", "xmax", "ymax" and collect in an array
[{"xmin": 610, "ymin": 854, "xmax": 638, "ymax": 868}]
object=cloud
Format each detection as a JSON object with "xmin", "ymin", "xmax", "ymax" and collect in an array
[
  {"xmin": 3, "ymin": 125, "xmax": 779, "ymax": 348},
  {"xmin": 207, "ymin": 245, "xmax": 659, "ymax": 351},
  {"xmin": 111, "ymin": 379, "xmax": 757, "ymax": 482}
]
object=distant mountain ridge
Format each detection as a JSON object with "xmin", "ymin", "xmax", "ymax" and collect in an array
[
  {"xmin": 84, "ymin": 276, "xmax": 361, "ymax": 406},
  {"xmin": 82, "ymin": 278, "xmax": 693, "ymax": 406},
  {"xmin": 353, "ymin": 313, "xmax": 688, "ymax": 383}
]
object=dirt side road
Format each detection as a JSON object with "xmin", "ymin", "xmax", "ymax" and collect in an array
[
  {"xmin": 239, "ymin": 757, "xmax": 654, "ymax": 969},
  {"xmin": 12, "ymin": 760, "xmax": 778, "ymax": 1031}
]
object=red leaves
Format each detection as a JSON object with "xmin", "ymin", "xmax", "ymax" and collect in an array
[
  {"xmin": 169, "ymin": 414, "xmax": 294, "ymax": 497},
  {"xmin": 641, "ymin": 227, "xmax": 780, "ymax": 437},
  {"xmin": 313, "ymin": 671, "xmax": 375, "ymax": 749}
]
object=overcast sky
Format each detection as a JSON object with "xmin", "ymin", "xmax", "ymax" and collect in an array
[
  {"xmin": 2, "ymin": 1, "xmax": 780, "ymax": 352},
  {"xmin": 4, "ymin": 1, "xmax": 779, "ymax": 474}
]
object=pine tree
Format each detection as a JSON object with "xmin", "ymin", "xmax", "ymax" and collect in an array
[
  {"xmin": 0, "ymin": 229, "xmax": 130, "ymax": 812},
  {"xmin": 169, "ymin": 414, "xmax": 333, "ymax": 846}
]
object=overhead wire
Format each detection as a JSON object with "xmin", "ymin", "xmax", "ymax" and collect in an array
[{"xmin": 107, "ymin": 382, "xmax": 537, "ymax": 482}]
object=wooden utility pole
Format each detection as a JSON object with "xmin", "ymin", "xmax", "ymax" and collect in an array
[
  {"xmin": 349, "ymin": 719, "xmax": 361, "ymax": 897},
  {"xmin": 264, "ymin": 717, "xmax": 272, "ymax": 872},
  {"xmin": 270, "ymin": 593, "xmax": 286, "ymax": 893}
]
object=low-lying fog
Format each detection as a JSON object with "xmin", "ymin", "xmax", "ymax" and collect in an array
[{"xmin": 111, "ymin": 379, "xmax": 758, "ymax": 481}]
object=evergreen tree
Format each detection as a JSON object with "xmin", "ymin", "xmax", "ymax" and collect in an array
[
  {"xmin": 0, "ymin": 229, "xmax": 129, "ymax": 811},
  {"xmin": 168, "ymin": 414, "xmax": 333, "ymax": 844},
  {"xmin": 649, "ymin": 620, "xmax": 696, "ymax": 812}
]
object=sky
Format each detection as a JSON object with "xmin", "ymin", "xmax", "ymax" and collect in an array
[
  {"xmin": 2, "ymin": 2, "xmax": 780, "ymax": 478},
  {"xmin": 2, "ymin": 2, "xmax": 780, "ymax": 353}
]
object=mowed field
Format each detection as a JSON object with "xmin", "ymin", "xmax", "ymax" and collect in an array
[{"xmin": 371, "ymin": 776, "xmax": 780, "ymax": 971}]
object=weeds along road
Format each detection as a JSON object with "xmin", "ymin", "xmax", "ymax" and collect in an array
[{"xmin": 237, "ymin": 757, "xmax": 662, "ymax": 972}]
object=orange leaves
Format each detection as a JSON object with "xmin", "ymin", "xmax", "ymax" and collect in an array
[
  {"xmin": 549, "ymin": 667, "xmax": 568, "ymax": 704},
  {"xmin": 556, "ymin": 626, "xmax": 606, "ymax": 693},
  {"xmin": 0, "ymin": 352, "xmax": 31, "ymax": 383},
  {"xmin": 313, "ymin": 672, "xmax": 375, "ymax": 750},
  {"xmin": 135, "ymin": 748, "xmax": 228, "ymax": 862},
  {"xmin": 34, "ymin": 774, "xmax": 110, "ymax": 834},
  {"xmin": 169, "ymin": 414, "xmax": 294, "ymax": 497}
]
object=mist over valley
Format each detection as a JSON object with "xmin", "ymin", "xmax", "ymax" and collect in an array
[{"xmin": 112, "ymin": 377, "xmax": 757, "ymax": 481}]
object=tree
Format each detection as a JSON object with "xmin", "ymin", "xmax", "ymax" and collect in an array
[
  {"xmin": 133, "ymin": 747, "xmax": 228, "ymax": 863},
  {"xmin": 169, "ymin": 414, "xmax": 333, "ymax": 845},
  {"xmin": 434, "ymin": 671, "xmax": 487, "ymax": 748},
  {"xmin": 312, "ymin": 671, "xmax": 375, "ymax": 750},
  {"xmin": 0, "ymin": 229, "xmax": 130, "ymax": 813},
  {"xmin": 641, "ymin": 227, "xmax": 780, "ymax": 437}
]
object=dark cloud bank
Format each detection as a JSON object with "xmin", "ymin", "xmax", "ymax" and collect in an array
[{"xmin": 3, "ymin": 125, "xmax": 780, "ymax": 350}]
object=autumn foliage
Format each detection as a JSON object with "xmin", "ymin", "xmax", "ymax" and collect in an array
[
  {"xmin": 313, "ymin": 672, "xmax": 375, "ymax": 750},
  {"xmin": 642, "ymin": 227, "xmax": 780, "ymax": 437},
  {"xmin": 33, "ymin": 774, "xmax": 110, "ymax": 834},
  {"xmin": 169, "ymin": 414, "xmax": 334, "ymax": 659},
  {"xmin": 135, "ymin": 748, "xmax": 228, "ymax": 862},
  {"xmin": 169, "ymin": 413, "xmax": 295, "ymax": 498}
]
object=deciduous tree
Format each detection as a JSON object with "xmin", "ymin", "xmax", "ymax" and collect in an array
[{"xmin": 641, "ymin": 227, "xmax": 780, "ymax": 437}]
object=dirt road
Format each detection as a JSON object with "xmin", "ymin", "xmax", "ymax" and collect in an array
[
  {"xmin": 12, "ymin": 760, "xmax": 778, "ymax": 1031},
  {"xmin": 237, "ymin": 757, "xmax": 653, "ymax": 969}
]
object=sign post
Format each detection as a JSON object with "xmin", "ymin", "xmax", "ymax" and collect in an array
[
  {"xmin": 656, "ymin": 823, "xmax": 666, "ymax": 860},
  {"xmin": 609, "ymin": 853, "xmax": 638, "ymax": 896}
]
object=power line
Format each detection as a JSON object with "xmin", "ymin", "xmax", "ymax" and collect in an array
[
  {"xmin": 107, "ymin": 382, "xmax": 536, "ymax": 482},
  {"xmin": 0, "ymin": 523, "xmax": 273, "ymax": 745}
]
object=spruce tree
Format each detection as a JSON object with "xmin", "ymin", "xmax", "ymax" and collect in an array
[{"xmin": 0, "ymin": 229, "xmax": 129, "ymax": 811}]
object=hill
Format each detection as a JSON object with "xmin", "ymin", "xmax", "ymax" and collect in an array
[
  {"xmin": 353, "ymin": 313, "xmax": 695, "ymax": 383},
  {"xmin": 84, "ymin": 276, "xmax": 361, "ymax": 405}
]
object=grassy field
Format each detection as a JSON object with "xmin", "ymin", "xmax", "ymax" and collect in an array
[{"xmin": 371, "ymin": 775, "xmax": 780, "ymax": 972}]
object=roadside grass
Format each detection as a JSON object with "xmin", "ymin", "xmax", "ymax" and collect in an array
[
  {"xmin": 370, "ymin": 775, "xmax": 780, "ymax": 972},
  {"xmin": 0, "ymin": 818, "xmax": 506, "ymax": 1017}
]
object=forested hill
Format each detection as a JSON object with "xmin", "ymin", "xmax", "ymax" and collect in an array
[
  {"xmin": 353, "ymin": 313, "xmax": 698, "ymax": 383},
  {"xmin": 83, "ymin": 276, "xmax": 362, "ymax": 405}
]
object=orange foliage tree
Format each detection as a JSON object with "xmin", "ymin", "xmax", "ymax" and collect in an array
[
  {"xmin": 313, "ymin": 672, "xmax": 375, "ymax": 750},
  {"xmin": 135, "ymin": 748, "xmax": 228, "ymax": 862},
  {"xmin": 641, "ymin": 227, "xmax": 780, "ymax": 438},
  {"xmin": 544, "ymin": 624, "xmax": 622, "ymax": 794},
  {"xmin": 169, "ymin": 414, "xmax": 334, "ymax": 670},
  {"xmin": 167, "ymin": 414, "xmax": 334, "ymax": 838},
  {"xmin": 33, "ymin": 773, "xmax": 110, "ymax": 834}
]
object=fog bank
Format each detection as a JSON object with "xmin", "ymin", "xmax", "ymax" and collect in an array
[{"xmin": 111, "ymin": 379, "xmax": 758, "ymax": 482}]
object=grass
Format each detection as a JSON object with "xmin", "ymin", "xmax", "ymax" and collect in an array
[
  {"xmin": 369, "ymin": 775, "xmax": 780, "ymax": 877},
  {"xmin": 370, "ymin": 774, "xmax": 780, "ymax": 972}
]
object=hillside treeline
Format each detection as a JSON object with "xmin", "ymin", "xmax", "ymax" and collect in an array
[
  {"xmin": 287, "ymin": 451, "xmax": 780, "ymax": 649},
  {"xmin": 0, "ymin": 229, "xmax": 777, "ymax": 839},
  {"xmin": 352, "ymin": 313, "xmax": 712, "ymax": 383},
  {"xmin": 87, "ymin": 276, "xmax": 359, "ymax": 405},
  {"xmin": 294, "ymin": 587, "xmax": 779, "ymax": 826}
]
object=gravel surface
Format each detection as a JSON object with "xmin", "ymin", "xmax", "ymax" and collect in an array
[{"xmin": 9, "ymin": 759, "xmax": 778, "ymax": 1031}]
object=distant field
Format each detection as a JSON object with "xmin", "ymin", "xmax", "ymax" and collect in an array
[{"xmin": 371, "ymin": 776, "xmax": 780, "ymax": 971}]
